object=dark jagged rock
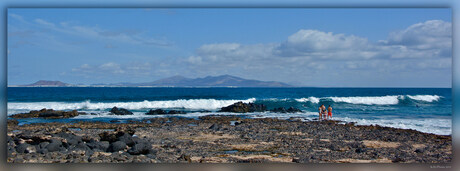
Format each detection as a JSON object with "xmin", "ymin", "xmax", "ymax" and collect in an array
[
  {"xmin": 16, "ymin": 143, "xmax": 36, "ymax": 153},
  {"xmin": 45, "ymin": 140, "xmax": 64, "ymax": 152},
  {"xmin": 219, "ymin": 102, "xmax": 266, "ymax": 113},
  {"xmin": 87, "ymin": 141, "xmax": 110, "ymax": 152},
  {"xmin": 99, "ymin": 132, "xmax": 118, "ymax": 143},
  {"xmin": 146, "ymin": 109, "xmax": 166, "ymax": 115},
  {"xmin": 118, "ymin": 133, "xmax": 135, "ymax": 147},
  {"xmin": 128, "ymin": 142, "xmax": 152, "ymax": 155},
  {"xmin": 10, "ymin": 108, "xmax": 81, "ymax": 119},
  {"xmin": 110, "ymin": 107, "xmax": 133, "ymax": 115},
  {"xmin": 168, "ymin": 110, "xmax": 186, "ymax": 114},
  {"xmin": 108, "ymin": 141, "xmax": 127, "ymax": 152},
  {"xmin": 146, "ymin": 109, "xmax": 186, "ymax": 115},
  {"xmin": 54, "ymin": 132, "xmax": 82, "ymax": 146}
]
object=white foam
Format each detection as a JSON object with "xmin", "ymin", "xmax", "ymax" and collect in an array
[
  {"xmin": 407, "ymin": 95, "xmax": 441, "ymax": 102},
  {"xmin": 294, "ymin": 95, "xmax": 442, "ymax": 105},
  {"xmin": 329, "ymin": 96, "xmax": 400, "ymax": 105},
  {"xmin": 295, "ymin": 97, "xmax": 320, "ymax": 103},
  {"xmin": 334, "ymin": 116, "xmax": 451, "ymax": 135},
  {"xmin": 7, "ymin": 98, "xmax": 256, "ymax": 112}
]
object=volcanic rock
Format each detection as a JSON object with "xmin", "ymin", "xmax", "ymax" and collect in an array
[
  {"xmin": 10, "ymin": 108, "xmax": 81, "ymax": 119},
  {"xmin": 219, "ymin": 102, "xmax": 266, "ymax": 113},
  {"xmin": 109, "ymin": 107, "xmax": 133, "ymax": 115}
]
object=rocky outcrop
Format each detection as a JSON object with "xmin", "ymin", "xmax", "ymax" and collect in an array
[
  {"xmin": 7, "ymin": 116, "xmax": 452, "ymax": 163},
  {"xmin": 145, "ymin": 109, "xmax": 186, "ymax": 115},
  {"xmin": 10, "ymin": 108, "xmax": 81, "ymax": 119},
  {"xmin": 219, "ymin": 102, "xmax": 266, "ymax": 113},
  {"xmin": 109, "ymin": 107, "xmax": 133, "ymax": 115}
]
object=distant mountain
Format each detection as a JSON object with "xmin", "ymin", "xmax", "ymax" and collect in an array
[
  {"xmin": 137, "ymin": 75, "xmax": 292, "ymax": 87},
  {"xmin": 22, "ymin": 80, "xmax": 72, "ymax": 87},
  {"xmin": 15, "ymin": 75, "xmax": 292, "ymax": 87}
]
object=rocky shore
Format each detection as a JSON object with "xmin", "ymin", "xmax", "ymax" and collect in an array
[{"xmin": 7, "ymin": 115, "xmax": 452, "ymax": 163}]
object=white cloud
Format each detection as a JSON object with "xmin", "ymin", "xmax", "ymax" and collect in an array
[
  {"xmin": 188, "ymin": 20, "xmax": 451, "ymax": 70},
  {"xmin": 384, "ymin": 20, "xmax": 451, "ymax": 50},
  {"xmin": 34, "ymin": 18, "xmax": 55, "ymax": 27},
  {"xmin": 277, "ymin": 29, "xmax": 370, "ymax": 56},
  {"xmin": 11, "ymin": 16, "xmax": 173, "ymax": 47}
]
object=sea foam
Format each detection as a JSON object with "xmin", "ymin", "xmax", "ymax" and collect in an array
[
  {"xmin": 8, "ymin": 98, "xmax": 256, "ymax": 111},
  {"xmin": 295, "ymin": 95, "xmax": 441, "ymax": 105}
]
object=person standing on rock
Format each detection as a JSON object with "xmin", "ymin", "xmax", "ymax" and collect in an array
[
  {"xmin": 327, "ymin": 105, "xmax": 333, "ymax": 120},
  {"xmin": 322, "ymin": 105, "xmax": 327, "ymax": 120},
  {"xmin": 319, "ymin": 104, "xmax": 326, "ymax": 120}
]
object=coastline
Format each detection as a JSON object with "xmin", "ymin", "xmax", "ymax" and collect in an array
[{"xmin": 7, "ymin": 115, "xmax": 452, "ymax": 163}]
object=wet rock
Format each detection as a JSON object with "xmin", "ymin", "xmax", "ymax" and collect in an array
[
  {"xmin": 10, "ymin": 108, "xmax": 81, "ymax": 119},
  {"xmin": 146, "ymin": 109, "xmax": 166, "ymax": 115},
  {"xmin": 168, "ymin": 110, "xmax": 186, "ymax": 114},
  {"xmin": 39, "ymin": 142, "xmax": 50, "ymax": 149},
  {"xmin": 128, "ymin": 142, "xmax": 152, "ymax": 155},
  {"xmin": 219, "ymin": 102, "xmax": 266, "ymax": 113},
  {"xmin": 118, "ymin": 133, "xmax": 135, "ymax": 147},
  {"xmin": 55, "ymin": 132, "xmax": 82, "ymax": 146},
  {"xmin": 16, "ymin": 143, "xmax": 36, "ymax": 153},
  {"xmin": 109, "ymin": 141, "xmax": 127, "ymax": 152},
  {"xmin": 45, "ymin": 140, "xmax": 64, "ymax": 152},
  {"xmin": 87, "ymin": 141, "xmax": 110, "ymax": 152},
  {"xmin": 109, "ymin": 107, "xmax": 133, "ymax": 115}
]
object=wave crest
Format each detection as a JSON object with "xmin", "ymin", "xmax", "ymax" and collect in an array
[
  {"xmin": 8, "ymin": 98, "xmax": 256, "ymax": 111},
  {"xmin": 294, "ymin": 95, "xmax": 441, "ymax": 105}
]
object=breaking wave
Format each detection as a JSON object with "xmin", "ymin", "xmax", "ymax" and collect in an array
[
  {"xmin": 8, "ymin": 98, "xmax": 256, "ymax": 111},
  {"xmin": 295, "ymin": 95, "xmax": 441, "ymax": 105}
]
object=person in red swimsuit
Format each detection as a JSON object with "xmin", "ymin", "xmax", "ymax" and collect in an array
[{"xmin": 327, "ymin": 105, "xmax": 333, "ymax": 120}]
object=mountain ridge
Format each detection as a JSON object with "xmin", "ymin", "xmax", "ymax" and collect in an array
[{"xmin": 13, "ymin": 75, "xmax": 293, "ymax": 87}]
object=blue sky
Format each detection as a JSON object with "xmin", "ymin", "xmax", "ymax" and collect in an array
[{"xmin": 7, "ymin": 8, "xmax": 452, "ymax": 87}]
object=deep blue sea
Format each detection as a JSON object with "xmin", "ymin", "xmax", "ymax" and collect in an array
[{"xmin": 7, "ymin": 87, "xmax": 452, "ymax": 135}]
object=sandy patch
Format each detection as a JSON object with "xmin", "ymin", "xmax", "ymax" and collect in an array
[
  {"xmin": 412, "ymin": 144, "xmax": 426, "ymax": 149},
  {"xmin": 229, "ymin": 142, "xmax": 274, "ymax": 151},
  {"xmin": 302, "ymin": 138, "xmax": 314, "ymax": 141},
  {"xmin": 335, "ymin": 158, "xmax": 392, "ymax": 163},
  {"xmin": 228, "ymin": 154, "xmax": 293, "ymax": 163},
  {"xmin": 191, "ymin": 156, "xmax": 229, "ymax": 163},
  {"xmin": 320, "ymin": 139, "xmax": 330, "ymax": 142},
  {"xmin": 363, "ymin": 140, "xmax": 400, "ymax": 148}
]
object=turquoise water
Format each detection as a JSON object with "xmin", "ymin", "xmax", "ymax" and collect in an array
[{"xmin": 7, "ymin": 87, "xmax": 452, "ymax": 135}]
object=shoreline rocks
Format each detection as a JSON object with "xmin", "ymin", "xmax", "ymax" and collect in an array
[
  {"xmin": 7, "ymin": 115, "xmax": 452, "ymax": 163},
  {"xmin": 145, "ymin": 109, "xmax": 186, "ymax": 115},
  {"xmin": 219, "ymin": 102, "xmax": 302, "ymax": 113},
  {"xmin": 110, "ymin": 107, "xmax": 133, "ymax": 115},
  {"xmin": 219, "ymin": 102, "xmax": 267, "ymax": 113},
  {"xmin": 10, "ymin": 108, "xmax": 82, "ymax": 119}
]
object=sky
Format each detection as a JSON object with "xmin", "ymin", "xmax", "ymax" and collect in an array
[{"xmin": 7, "ymin": 8, "xmax": 452, "ymax": 87}]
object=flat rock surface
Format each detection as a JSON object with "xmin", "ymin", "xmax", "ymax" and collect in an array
[{"xmin": 7, "ymin": 116, "xmax": 452, "ymax": 163}]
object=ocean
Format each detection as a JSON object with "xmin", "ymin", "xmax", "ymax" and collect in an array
[{"xmin": 7, "ymin": 87, "xmax": 452, "ymax": 135}]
